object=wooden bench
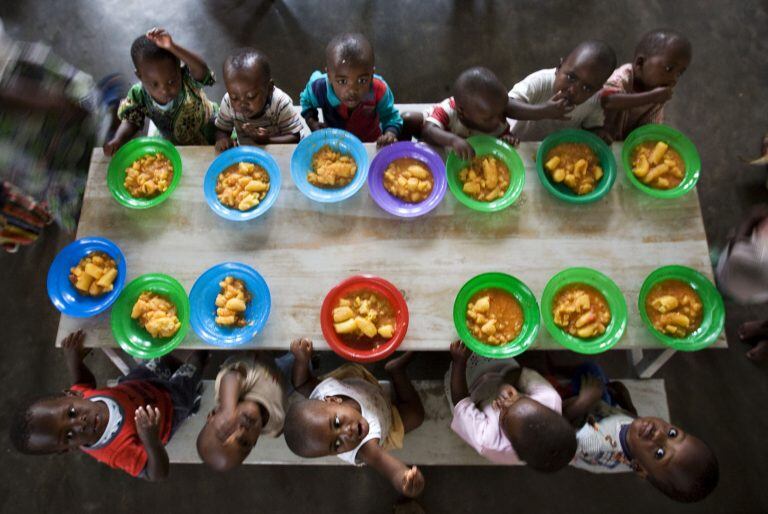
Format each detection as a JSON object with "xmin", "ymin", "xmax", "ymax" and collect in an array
[{"xmin": 166, "ymin": 378, "xmax": 669, "ymax": 467}]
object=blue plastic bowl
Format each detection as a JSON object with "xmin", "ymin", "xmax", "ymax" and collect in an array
[
  {"xmin": 189, "ymin": 262, "xmax": 271, "ymax": 347},
  {"xmin": 47, "ymin": 237, "xmax": 127, "ymax": 317},
  {"xmin": 203, "ymin": 146, "xmax": 282, "ymax": 221},
  {"xmin": 290, "ymin": 128, "xmax": 369, "ymax": 203}
]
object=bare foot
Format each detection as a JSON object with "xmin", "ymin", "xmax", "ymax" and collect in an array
[
  {"xmin": 746, "ymin": 340, "xmax": 768, "ymax": 362},
  {"xmin": 738, "ymin": 319, "xmax": 768, "ymax": 342},
  {"xmin": 385, "ymin": 351, "xmax": 415, "ymax": 375}
]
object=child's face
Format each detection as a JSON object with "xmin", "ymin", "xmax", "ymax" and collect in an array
[
  {"xmin": 456, "ymin": 95, "xmax": 507, "ymax": 134},
  {"xmin": 26, "ymin": 395, "xmax": 108, "ymax": 453},
  {"xmin": 302, "ymin": 397, "xmax": 369, "ymax": 456},
  {"xmin": 553, "ymin": 53, "xmax": 611, "ymax": 106},
  {"xmin": 224, "ymin": 66, "xmax": 273, "ymax": 119},
  {"xmin": 327, "ymin": 59, "xmax": 374, "ymax": 110},
  {"xmin": 136, "ymin": 58, "xmax": 183, "ymax": 105},
  {"xmin": 628, "ymin": 416, "xmax": 706, "ymax": 485},
  {"xmin": 634, "ymin": 45, "xmax": 691, "ymax": 90}
]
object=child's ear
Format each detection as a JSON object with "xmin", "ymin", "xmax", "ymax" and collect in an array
[
  {"xmin": 323, "ymin": 396, "xmax": 343, "ymax": 404},
  {"xmin": 64, "ymin": 389, "xmax": 83, "ymax": 398},
  {"xmin": 134, "ymin": 68, "xmax": 141, "ymax": 80},
  {"xmin": 634, "ymin": 56, "xmax": 645, "ymax": 69},
  {"xmin": 556, "ymin": 57, "xmax": 564, "ymax": 71},
  {"xmin": 631, "ymin": 460, "xmax": 648, "ymax": 479}
]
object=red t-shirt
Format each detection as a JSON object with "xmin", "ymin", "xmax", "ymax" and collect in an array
[{"xmin": 70, "ymin": 380, "xmax": 173, "ymax": 477}]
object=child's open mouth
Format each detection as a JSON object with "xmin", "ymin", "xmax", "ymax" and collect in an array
[{"xmin": 639, "ymin": 420, "xmax": 656, "ymax": 440}]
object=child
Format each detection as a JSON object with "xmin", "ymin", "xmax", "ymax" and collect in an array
[
  {"xmin": 564, "ymin": 366, "xmax": 719, "ymax": 503},
  {"xmin": 299, "ymin": 33, "xmax": 402, "ymax": 147},
  {"xmin": 196, "ymin": 351, "xmax": 287, "ymax": 471},
  {"xmin": 505, "ymin": 40, "xmax": 617, "ymax": 143},
  {"xmin": 448, "ymin": 341, "xmax": 576, "ymax": 472},
  {"xmin": 214, "ymin": 48, "xmax": 303, "ymax": 152},
  {"xmin": 104, "ymin": 28, "xmax": 218, "ymax": 155},
  {"xmin": 9, "ymin": 331, "xmax": 206, "ymax": 481},
  {"xmin": 284, "ymin": 339, "xmax": 425, "ymax": 497},
  {"xmin": 601, "ymin": 29, "xmax": 692, "ymax": 141},
  {"xmin": 421, "ymin": 67, "xmax": 518, "ymax": 160}
]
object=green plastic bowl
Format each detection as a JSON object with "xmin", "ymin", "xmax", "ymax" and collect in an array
[
  {"xmin": 541, "ymin": 267, "xmax": 628, "ymax": 354},
  {"xmin": 107, "ymin": 137, "xmax": 183, "ymax": 209},
  {"xmin": 536, "ymin": 129, "xmax": 617, "ymax": 204},
  {"xmin": 446, "ymin": 135, "xmax": 525, "ymax": 212},
  {"xmin": 453, "ymin": 272, "xmax": 540, "ymax": 359},
  {"xmin": 622, "ymin": 124, "xmax": 701, "ymax": 199},
  {"xmin": 638, "ymin": 265, "xmax": 724, "ymax": 351},
  {"xmin": 110, "ymin": 273, "xmax": 190, "ymax": 359}
]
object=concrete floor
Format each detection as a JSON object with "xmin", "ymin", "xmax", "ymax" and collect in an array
[{"xmin": 1, "ymin": 1, "xmax": 767, "ymax": 513}]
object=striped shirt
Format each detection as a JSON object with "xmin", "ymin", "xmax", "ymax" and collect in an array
[
  {"xmin": 215, "ymin": 86, "xmax": 303, "ymax": 145},
  {"xmin": 425, "ymin": 97, "xmax": 510, "ymax": 138}
]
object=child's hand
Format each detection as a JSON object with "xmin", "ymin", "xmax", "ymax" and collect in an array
[
  {"xmin": 103, "ymin": 138, "xmax": 123, "ymax": 157},
  {"xmin": 500, "ymin": 134, "xmax": 519, "ymax": 147},
  {"xmin": 542, "ymin": 91, "xmax": 574, "ymax": 120},
  {"xmin": 241, "ymin": 123, "xmax": 271, "ymax": 144},
  {"xmin": 210, "ymin": 407, "xmax": 239, "ymax": 442},
  {"xmin": 578, "ymin": 374, "xmax": 605, "ymax": 405},
  {"xmin": 146, "ymin": 28, "xmax": 174, "ymax": 50},
  {"xmin": 650, "ymin": 86, "xmax": 674, "ymax": 103},
  {"xmin": 492, "ymin": 383, "xmax": 519, "ymax": 411},
  {"xmin": 591, "ymin": 127, "xmax": 614, "ymax": 145},
  {"xmin": 451, "ymin": 137, "xmax": 475, "ymax": 160},
  {"xmin": 290, "ymin": 338, "xmax": 313, "ymax": 363},
  {"xmin": 401, "ymin": 466, "xmax": 425, "ymax": 497},
  {"xmin": 61, "ymin": 330, "xmax": 90, "ymax": 359},
  {"xmin": 215, "ymin": 137, "xmax": 237, "ymax": 153},
  {"xmin": 135, "ymin": 405, "xmax": 162, "ymax": 443},
  {"xmin": 449, "ymin": 340, "xmax": 471, "ymax": 364},
  {"xmin": 307, "ymin": 118, "xmax": 326, "ymax": 132},
  {"xmin": 376, "ymin": 131, "xmax": 397, "ymax": 148}
]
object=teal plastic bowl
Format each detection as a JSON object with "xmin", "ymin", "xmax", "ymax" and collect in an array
[
  {"xmin": 107, "ymin": 137, "xmax": 182, "ymax": 209},
  {"xmin": 536, "ymin": 129, "xmax": 617, "ymax": 204}
]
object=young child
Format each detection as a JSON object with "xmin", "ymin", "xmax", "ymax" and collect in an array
[
  {"xmin": 214, "ymin": 48, "xmax": 303, "ymax": 152},
  {"xmin": 104, "ymin": 28, "xmax": 218, "ymax": 155},
  {"xmin": 448, "ymin": 341, "xmax": 576, "ymax": 472},
  {"xmin": 196, "ymin": 351, "xmax": 287, "ymax": 471},
  {"xmin": 421, "ymin": 67, "xmax": 518, "ymax": 160},
  {"xmin": 564, "ymin": 366, "xmax": 719, "ymax": 503},
  {"xmin": 9, "ymin": 331, "xmax": 206, "ymax": 481},
  {"xmin": 284, "ymin": 339, "xmax": 425, "ymax": 497},
  {"xmin": 601, "ymin": 29, "xmax": 692, "ymax": 141},
  {"xmin": 505, "ymin": 40, "xmax": 617, "ymax": 143},
  {"xmin": 299, "ymin": 33, "xmax": 402, "ymax": 147}
]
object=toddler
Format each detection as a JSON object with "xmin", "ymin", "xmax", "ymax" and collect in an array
[
  {"xmin": 284, "ymin": 339, "xmax": 425, "ymax": 497},
  {"xmin": 299, "ymin": 33, "xmax": 402, "ymax": 146},
  {"xmin": 214, "ymin": 48, "xmax": 302, "ymax": 152},
  {"xmin": 104, "ymin": 28, "xmax": 218, "ymax": 155}
]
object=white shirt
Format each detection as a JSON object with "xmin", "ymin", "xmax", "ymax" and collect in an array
[
  {"xmin": 572, "ymin": 402, "xmax": 634, "ymax": 473},
  {"xmin": 86, "ymin": 396, "xmax": 123, "ymax": 450}
]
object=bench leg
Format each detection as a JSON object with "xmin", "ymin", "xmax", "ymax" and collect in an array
[
  {"xmin": 631, "ymin": 348, "xmax": 676, "ymax": 378},
  {"xmin": 102, "ymin": 347, "xmax": 131, "ymax": 375}
]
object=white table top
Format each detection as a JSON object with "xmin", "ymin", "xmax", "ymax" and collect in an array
[{"xmin": 55, "ymin": 141, "xmax": 726, "ymax": 352}]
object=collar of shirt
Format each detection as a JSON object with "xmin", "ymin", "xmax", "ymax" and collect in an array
[
  {"xmin": 619, "ymin": 423, "xmax": 633, "ymax": 461},
  {"xmin": 83, "ymin": 396, "xmax": 124, "ymax": 450},
  {"xmin": 148, "ymin": 93, "xmax": 176, "ymax": 112}
]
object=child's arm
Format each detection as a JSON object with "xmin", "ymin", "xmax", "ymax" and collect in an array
[
  {"xmin": 421, "ymin": 123, "xmax": 474, "ymax": 160},
  {"xmin": 135, "ymin": 405, "xmax": 169, "ymax": 481},
  {"xmin": 359, "ymin": 441, "xmax": 425, "ymax": 497},
  {"xmin": 588, "ymin": 126, "xmax": 614, "ymax": 145},
  {"xmin": 104, "ymin": 120, "xmax": 140, "ymax": 156},
  {"xmin": 505, "ymin": 91, "xmax": 574, "ymax": 121},
  {"xmin": 449, "ymin": 340, "xmax": 471, "ymax": 406},
  {"xmin": 290, "ymin": 338, "xmax": 319, "ymax": 397},
  {"xmin": 375, "ymin": 85, "xmax": 402, "ymax": 147},
  {"xmin": 601, "ymin": 86, "xmax": 673, "ymax": 110},
  {"xmin": 240, "ymin": 123, "xmax": 300, "ymax": 145},
  {"xmin": 61, "ymin": 330, "xmax": 96, "ymax": 387},
  {"xmin": 267, "ymin": 133, "xmax": 301, "ymax": 144},
  {"xmin": 146, "ymin": 28, "xmax": 210, "ymax": 83},
  {"xmin": 299, "ymin": 78, "xmax": 325, "ymax": 132},
  {"xmin": 562, "ymin": 374, "xmax": 604, "ymax": 427},
  {"xmin": 214, "ymin": 128, "xmax": 237, "ymax": 153},
  {"xmin": 210, "ymin": 370, "xmax": 242, "ymax": 440}
]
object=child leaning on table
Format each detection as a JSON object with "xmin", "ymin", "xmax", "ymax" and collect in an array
[
  {"xmin": 420, "ymin": 67, "xmax": 518, "ymax": 160},
  {"xmin": 214, "ymin": 48, "xmax": 303, "ymax": 152},
  {"xmin": 196, "ymin": 351, "xmax": 288, "ymax": 471},
  {"xmin": 447, "ymin": 341, "xmax": 576, "ymax": 471},
  {"xmin": 600, "ymin": 29, "xmax": 692, "ymax": 141},
  {"xmin": 284, "ymin": 339, "xmax": 426, "ymax": 497},
  {"xmin": 9, "ymin": 331, "xmax": 207, "ymax": 481},
  {"xmin": 104, "ymin": 28, "xmax": 218, "ymax": 155}
]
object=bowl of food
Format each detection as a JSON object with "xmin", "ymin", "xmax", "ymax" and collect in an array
[
  {"xmin": 47, "ymin": 237, "xmax": 127, "ymax": 317},
  {"xmin": 189, "ymin": 262, "xmax": 271, "ymax": 346},
  {"xmin": 536, "ymin": 129, "xmax": 617, "ymax": 204},
  {"xmin": 367, "ymin": 141, "xmax": 447, "ymax": 217},
  {"xmin": 290, "ymin": 128, "xmax": 369, "ymax": 203},
  {"xmin": 446, "ymin": 135, "xmax": 525, "ymax": 212},
  {"xmin": 638, "ymin": 265, "xmax": 724, "ymax": 351},
  {"xmin": 541, "ymin": 267, "xmax": 627, "ymax": 354},
  {"xmin": 107, "ymin": 137, "xmax": 182, "ymax": 209},
  {"xmin": 203, "ymin": 146, "xmax": 281, "ymax": 221},
  {"xmin": 320, "ymin": 275, "xmax": 409, "ymax": 363},
  {"xmin": 622, "ymin": 124, "xmax": 701, "ymax": 198},
  {"xmin": 110, "ymin": 273, "xmax": 190, "ymax": 358},
  {"xmin": 453, "ymin": 272, "xmax": 540, "ymax": 358}
]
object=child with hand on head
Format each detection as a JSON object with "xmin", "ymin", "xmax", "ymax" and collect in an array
[
  {"xmin": 214, "ymin": 48, "xmax": 303, "ymax": 153},
  {"xmin": 448, "ymin": 341, "xmax": 576, "ymax": 471},
  {"xmin": 196, "ymin": 351, "xmax": 287, "ymax": 471},
  {"xmin": 9, "ymin": 331, "xmax": 207, "ymax": 481},
  {"xmin": 601, "ymin": 29, "xmax": 692, "ymax": 141},
  {"xmin": 284, "ymin": 339, "xmax": 426, "ymax": 497},
  {"xmin": 299, "ymin": 33, "xmax": 403, "ymax": 147},
  {"xmin": 505, "ymin": 40, "xmax": 617, "ymax": 143},
  {"xmin": 421, "ymin": 67, "xmax": 518, "ymax": 160},
  {"xmin": 104, "ymin": 28, "xmax": 218, "ymax": 155}
]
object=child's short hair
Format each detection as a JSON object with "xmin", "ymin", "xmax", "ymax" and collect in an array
[
  {"xmin": 9, "ymin": 396, "xmax": 60, "ymax": 455},
  {"xmin": 130, "ymin": 35, "xmax": 179, "ymax": 69},
  {"xmin": 571, "ymin": 40, "xmax": 617, "ymax": 75},
  {"xmin": 647, "ymin": 439, "xmax": 719, "ymax": 503},
  {"xmin": 453, "ymin": 66, "xmax": 507, "ymax": 107},
  {"xmin": 283, "ymin": 399, "xmax": 322, "ymax": 457},
  {"xmin": 325, "ymin": 33, "xmax": 374, "ymax": 68},
  {"xmin": 224, "ymin": 47, "xmax": 271, "ymax": 80},
  {"xmin": 503, "ymin": 404, "xmax": 576, "ymax": 472},
  {"xmin": 635, "ymin": 29, "xmax": 692, "ymax": 59}
]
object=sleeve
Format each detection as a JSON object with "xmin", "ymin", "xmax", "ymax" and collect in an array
[
  {"xmin": 183, "ymin": 64, "xmax": 215, "ymax": 89},
  {"xmin": 69, "ymin": 382, "xmax": 96, "ymax": 393},
  {"xmin": 117, "ymin": 84, "xmax": 147, "ymax": 127},
  {"xmin": 599, "ymin": 64, "xmax": 631, "ymax": 98},
  {"xmin": 424, "ymin": 98, "xmax": 453, "ymax": 129},
  {"xmin": 375, "ymin": 81, "xmax": 403, "ymax": 134},
  {"xmin": 299, "ymin": 71, "xmax": 323, "ymax": 119},
  {"xmin": 518, "ymin": 368, "xmax": 563, "ymax": 413},
  {"xmin": 450, "ymin": 397, "xmax": 491, "ymax": 454},
  {"xmin": 508, "ymin": 69, "xmax": 549, "ymax": 104},
  {"xmin": 580, "ymin": 97, "xmax": 605, "ymax": 129},
  {"xmin": 275, "ymin": 91, "xmax": 303, "ymax": 135},
  {"xmin": 214, "ymin": 94, "xmax": 235, "ymax": 132}
]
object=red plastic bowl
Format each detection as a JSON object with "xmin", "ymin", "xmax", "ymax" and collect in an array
[{"xmin": 320, "ymin": 275, "xmax": 409, "ymax": 363}]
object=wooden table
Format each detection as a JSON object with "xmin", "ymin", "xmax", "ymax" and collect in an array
[{"xmin": 55, "ymin": 141, "xmax": 726, "ymax": 378}]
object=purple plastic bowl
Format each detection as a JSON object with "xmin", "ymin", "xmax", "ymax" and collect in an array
[{"xmin": 367, "ymin": 142, "xmax": 447, "ymax": 218}]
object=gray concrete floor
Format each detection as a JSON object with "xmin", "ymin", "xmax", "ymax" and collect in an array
[{"xmin": 1, "ymin": 1, "xmax": 767, "ymax": 513}]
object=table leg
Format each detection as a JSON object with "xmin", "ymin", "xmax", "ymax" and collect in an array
[
  {"xmin": 102, "ymin": 347, "xmax": 131, "ymax": 376},
  {"xmin": 633, "ymin": 348, "xmax": 677, "ymax": 378}
]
